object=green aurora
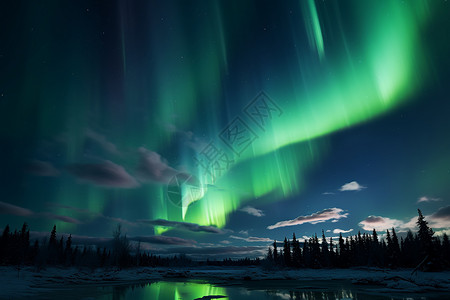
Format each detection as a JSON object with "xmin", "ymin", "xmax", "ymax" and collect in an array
[{"xmin": 1, "ymin": 0, "xmax": 449, "ymax": 247}]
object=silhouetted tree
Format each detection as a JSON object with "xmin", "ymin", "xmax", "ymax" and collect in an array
[
  {"xmin": 112, "ymin": 224, "xmax": 131, "ymax": 268},
  {"xmin": 273, "ymin": 240, "xmax": 278, "ymax": 262},
  {"xmin": 417, "ymin": 209, "xmax": 434, "ymax": 256},
  {"xmin": 283, "ymin": 237, "xmax": 291, "ymax": 266},
  {"xmin": 442, "ymin": 233, "xmax": 450, "ymax": 266},
  {"xmin": 321, "ymin": 230, "xmax": 330, "ymax": 267},
  {"xmin": 267, "ymin": 246, "xmax": 273, "ymax": 261},
  {"xmin": 291, "ymin": 233, "xmax": 302, "ymax": 267},
  {"xmin": 390, "ymin": 228, "xmax": 400, "ymax": 267}
]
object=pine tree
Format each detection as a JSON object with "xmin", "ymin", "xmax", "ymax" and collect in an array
[
  {"xmin": 273, "ymin": 240, "xmax": 278, "ymax": 262},
  {"xmin": 442, "ymin": 233, "xmax": 450, "ymax": 265},
  {"xmin": 391, "ymin": 227, "xmax": 400, "ymax": 267},
  {"xmin": 49, "ymin": 225, "xmax": 57, "ymax": 247},
  {"xmin": 267, "ymin": 246, "xmax": 273, "ymax": 261},
  {"xmin": 303, "ymin": 239, "xmax": 310, "ymax": 267},
  {"xmin": 329, "ymin": 237, "xmax": 335, "ymax": 267},
  {"xmin": 1, "ymin": 224, "xmax": 10, "ymax": 241},
  {"xmin": 283, "ymin": 237, "xmax": 291, "ymax": 266},
  {"xmin": 321, "ymin": 230, "xmax": 329, "ymax": 267},
  {"xmin": 292, "ymin": 233, "xmax": 301, "ymax": 267},
  {"xmin": 417, "ymin": 209, "xmax": 434, "ymax": 256},
  {"xmin": 338, "ymin": 233, "xmax": 345, "ymax": 267},
  {"xmin": 66, "ymin": 234, "xmax": 72, "ymax": 250}
]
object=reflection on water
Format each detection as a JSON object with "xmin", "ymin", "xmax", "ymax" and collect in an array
[
  {"xmin": 34, "ymin": 280, "xmax": 446, "ymax": 300},
  {"xmin": 104, "ymin": 281, "xmax": 227, "ymax": 300}
]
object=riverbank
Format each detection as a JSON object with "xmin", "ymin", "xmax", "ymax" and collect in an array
[{"xmin": 1, "ymin": 265, "xmax": 450, "ymax": 298}]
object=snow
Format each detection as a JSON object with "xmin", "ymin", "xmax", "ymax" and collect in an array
[{"xmin": 1, "ymin": 266, "xmax": 450, "ymax": 298}]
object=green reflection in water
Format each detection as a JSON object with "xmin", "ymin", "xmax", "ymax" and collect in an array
[
  {"xmin": 106, "ymin": 281, "xmax": 227, "ymax": 300},
  {"xmin": 34, "ymin": 279, "xmax": 446, "ymax": 300}
]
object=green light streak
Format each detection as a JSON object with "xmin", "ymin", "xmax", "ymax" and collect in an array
[
  {"xmin": 179, "ymin": 1, "xmax": 432, "ymax": 228},
  {"xmin": 303, "ymin": 0, "xmax": 325, "ymax": 60}
]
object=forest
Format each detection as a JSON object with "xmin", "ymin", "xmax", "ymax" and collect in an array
[
  {"xmin": 0, "ymin": 209, "xmax": 448, "ymax": 271},
  {"xmin": 266, "ymin": 209, "xmax": 450, "ymax": 271}
]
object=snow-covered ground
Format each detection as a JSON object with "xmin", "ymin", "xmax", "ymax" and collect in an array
[{"xmin": 1, "ymin": 266, "xmax": 450, "ymax": 298}]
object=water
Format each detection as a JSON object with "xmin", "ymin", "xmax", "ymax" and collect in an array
[{"xmin": 31, "ymin": 280, "xmax": 445, "ymax": 300}]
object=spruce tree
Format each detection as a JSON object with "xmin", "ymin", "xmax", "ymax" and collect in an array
[
  {"xmin": 391, "ymin": 227, "xmax": 400, "ymax": 266},
  {"xmin": 321, "ymin": 230, "xmax": 329, "ymax": 267},
  {"xmin": 292, "ymin": 233, "xmax": 301, "ymax": 267},
  {"xmin": 49, "ymin": 225, "xmax": 57, "ymax": 247},
  {"xmin": 273, "ymin": 240, "xmax": 278, "ymax": 262},
  {"xmin": 442, "ymin": 233, "xmax": 450, "ymax": 265},
  {"xmin": 417, "ymin": 209, "xmax": 434, "ymax": 256},
  {"xmin": 283, "ymin": 237, "xmax": 291, "ymax": 266}
]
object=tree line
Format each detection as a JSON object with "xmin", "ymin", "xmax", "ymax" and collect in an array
[
  {"xmin": 1, "ymin": 209, "xmax": 449, "ymax": 271},
  {"xmin": 0, "ymin": 223, "xmax": 259, "ymax": 270},
  {"xmin": 0, "ymin": 223, "xmax": 194, "ymax": 270},
  {"xmin": 265, "ymin": 209, "xmax": 450, "ymax": 271}
]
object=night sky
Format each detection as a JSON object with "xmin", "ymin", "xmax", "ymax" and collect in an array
[{"xmin": 1, "ymin": 0, "xmax": 450, "ymax": 258}]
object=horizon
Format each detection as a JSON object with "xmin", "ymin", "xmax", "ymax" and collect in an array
[{"xmin": 1, "ymin": 0, "xmax": 450, "ymax": 260}]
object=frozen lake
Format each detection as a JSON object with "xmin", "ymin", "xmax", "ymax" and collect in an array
[{"xmin": 22, "ymin": 279, "xmax": 448, "ymax": 300}]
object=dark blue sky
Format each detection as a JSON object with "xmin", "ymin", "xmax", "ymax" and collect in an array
[{"xmin": 1, "ymin": 0, "xmax": 449, "ymax": 258}]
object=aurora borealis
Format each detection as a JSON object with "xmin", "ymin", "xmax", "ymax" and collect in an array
[{"xmin": 1, "ymin": 0, "xmax": 450, "ymax": 258}]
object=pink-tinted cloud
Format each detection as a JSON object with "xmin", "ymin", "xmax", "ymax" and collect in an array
[
  {"xmin": 0, "ymin": 201, "xmax": 33, "ymax": 217},
  {"xmin": 239, "ymin": 206, "xmax": 265, "ymax": 217},
  {"xmin": 429, "ymin": 205, "xmax": 450, "ymax": 228},
  {"xmin": 68, "ymin": 160, "xmax": 139, "ymax": 188},
  {"xmin": 358, "ymin": 215, "xmax": 404, "ymax": 231},
  {"xmin": 26, "ymin": 160, "xmax": 60, "ymax": 177},
  {"xmin": 359, "ymin": 206, "xmax": 450, "ymax": 233},
  {"xmin": 0, "ymin": 201, "xmax": 81, "ymax": 224},
  {"xmin": 417, "ymin": 196, "xmax": 441, "ymax": 203},
  {"xmin": 85, "ymin": 129, "xmax": 120, "ymax": 155},
  {"xmin": 267, "ymin": 208, "xmax": 348, "ymax": 229},
  {"xmin": 229, "ymin": 235, "xmax": 272, "ymax": 242},
  {"xmin": 50, "ymin": 203, "xmax": 137, "ymax": 226},
  {"xmin": 136, "ymin": 148, "xmax": 181, "ymax": 183}
]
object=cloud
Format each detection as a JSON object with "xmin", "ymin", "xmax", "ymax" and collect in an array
[
  {"xmin": 85, "ymin": 129, "xmax": 120, "ymax": 155},
  {"xmin": 26, "ymin": 160, "xmax": 60, "ymax": 177},
  {"xmin": 39, "ymin": 213, "xmax": 82, "ymax": 224},
  {"xmin": 51, "ymin": 203, "xmax": 137, "ymax": 226},
  {"xmin": 417, "ymin": 196, "xmax": 441, "ymax": 203},
  {"xmin": 164, "ymin": 123, "xmax": 208, "ymax": 152},
  {"xmin": 267, "ymin": 208, "xmax": 348, "ymax": 230},
  {"xmin": 359, "ymin": 207, "xmax": 450, "ymax": 233},
  {"xmin": 339, "ymin": 181, "xmax": 366, "ymax": 191},
  {"xmin": 29, "ymin": 231, "xmax": 112, "ymax": 247},
  {"xmin": 429, "ymin": 206, "xmax": 450, "ymax": 228},
  {"xmin": 358, "ymin": 215, "xmax": 404, "ymax": 231},
  {"xmin": 29, "ymin": 231, "xmax": 194, "ymax": 247},
  {"xmin": 136, "ymin": 147, "xmax": 193, "ymax": 184},
  {"xmin": 67, "ymin": 160, "xmax": 139, "ymax": 188},
  {"xmin": 0, "ymin": 201, "xmax": 81, "ymax": 224},
  {"xmin": 322, "ymin": 192, "xmax": 335, "ymax": 195},
  {"xmin": 0, "ymin": 201, "xmax": 33, "ymax": 217},
  {"xmin": 229, "ymin": 235, "xmax": 272, "ymax": 242},
  {"xmin": 333, "ymin": 228, "xmax": 353, "ymax": 234},
  {"xmin": 239, "ymin": 230, "xmax": 249, "ymax": 236},
  {"xmin": 138, "ymin": 219, "xmax": 225, "ymax": 234},
  {"xmin": 239, "ymin": 206, "xmax": 265, "ymax": 217},
  {"xmin": 129, "ymin": 236, "xmax": 196, "ymax": 246},
  {"xmin": 400, "ymin": 206, "xmax": 450, "ymax": 230},
  {"xmin": 162, "ymin": 245, "xmax": 266, "ymax": 257}
]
